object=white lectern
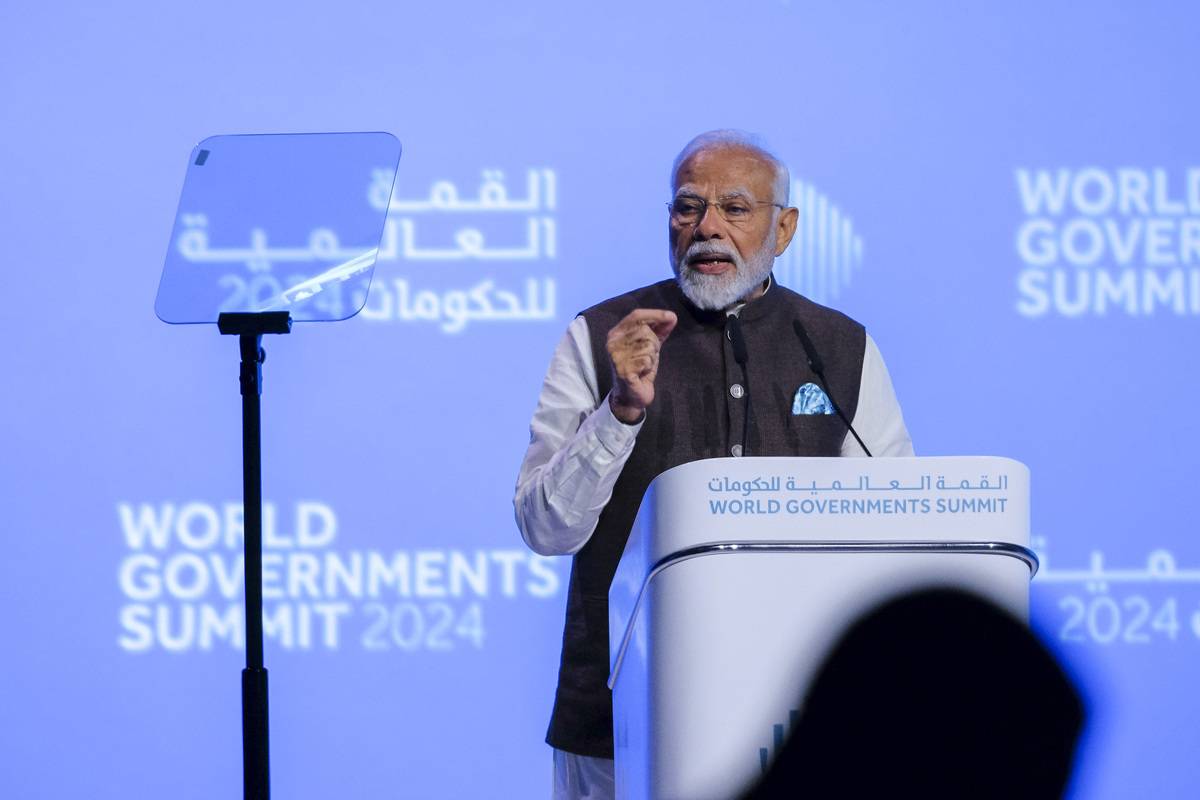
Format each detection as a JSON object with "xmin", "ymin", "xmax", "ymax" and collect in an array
[{"xmin": 608, "ymin": 456, "xmax": 1037, "ymax": 800}]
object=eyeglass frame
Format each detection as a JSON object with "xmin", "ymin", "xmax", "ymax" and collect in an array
[{"xmin": 666, "ymin": 192, "xmax": 787, "ymax": 226}]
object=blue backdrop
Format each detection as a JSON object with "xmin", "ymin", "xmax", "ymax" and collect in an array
[{"xmin": 2, "ymin": 1, "xmax": 1197, "ymax": 797}]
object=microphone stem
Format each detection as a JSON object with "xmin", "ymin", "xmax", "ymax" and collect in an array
[
  {"xmin": 813, "ymin": 370, "xmax": 873, "ymax": 457},
  {"xmin": 740, "ymin": 364, "xmax": 752, "ymax": 456},
  {"xmin": 792, "ymin": 318, "xmax": 874, "ymax": 457}
]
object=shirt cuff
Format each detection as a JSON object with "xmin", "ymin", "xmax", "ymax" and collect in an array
[{"xmin": 589, "ymin": 392, "xmax": 643, "ymax": 457}]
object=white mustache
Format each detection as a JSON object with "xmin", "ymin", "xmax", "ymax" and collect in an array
[{"xmin": 683, "ymin": 241, "xmax": 741, "ymax": 265}]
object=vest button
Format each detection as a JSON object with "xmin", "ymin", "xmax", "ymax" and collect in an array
[
  {"xmin": 731, "ymin": 444, "xmax": 744, "ymax": 457},
  {"xmin": 729, "ymin": 383, "xmax": 745, "ymax": 399}
]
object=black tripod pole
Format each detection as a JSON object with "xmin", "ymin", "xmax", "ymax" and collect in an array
[
  {"xmin": 219, "ymin": 311, "xmax": 291, "ymax": 800},
  {"xmin": 239, "ymin": 330, "xmax": 270, "ymax": 800}
]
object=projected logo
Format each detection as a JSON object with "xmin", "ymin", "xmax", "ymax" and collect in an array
[
  {"xmin": 1033, "ymin": 535, "xmax": 1200, "ymax": 647},
  {"xmin": 757, "ymin": 709, "xmax": 799, "ymax": 774},
  {"xmin": 174, "ymin": 167, "xmax": 559, "ymax": 334},
  {"xmin": 115, "ymin": 500, "xmax": 562, "ymax": 654},
  {"xmin": 362, "ymin": 168, "xmax": 558, "ymax": 332},
  {"xmin": 1014, "ymin": 167, "xmax": 1200, "ymax": 317},
  {"xmin": 773, "ymin": 179, "xmax": 864, "ymax": 305}
]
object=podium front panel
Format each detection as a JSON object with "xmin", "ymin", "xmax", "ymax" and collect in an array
[{"xmin": 609, "ymin": 456, "xmax": 1035, "ymax": 800}]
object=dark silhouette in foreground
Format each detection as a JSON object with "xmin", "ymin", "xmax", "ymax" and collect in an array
[{"xmin": 742, "ymin": 588, "xmax": 1085, "ymax": 799}]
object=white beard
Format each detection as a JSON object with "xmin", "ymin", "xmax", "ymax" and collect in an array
[{"xmin": 672, "ymin": 235, "xmax": 777, "ymax": 311}]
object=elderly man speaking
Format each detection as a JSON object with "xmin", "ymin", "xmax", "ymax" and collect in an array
[{"xmin": 515, "ymin": 130, "xmax": 913, "ymax": 799}]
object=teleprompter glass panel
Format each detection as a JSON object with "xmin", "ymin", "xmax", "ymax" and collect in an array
[{"xmin": 155, "ymin": 132, "xmax": 401, "ymax": 323}]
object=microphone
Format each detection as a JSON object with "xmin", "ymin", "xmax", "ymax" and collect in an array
[
  {"xmin": 791, "ymin": 319, "xmax": 873, "ymax": 457},
  {"xmin": 726, "ymin": 314, "xmax": 753, "ymax": 457}
]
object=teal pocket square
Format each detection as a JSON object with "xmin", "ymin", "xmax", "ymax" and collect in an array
[{"xmin": 792, "ymin": 382, "xmax": 834, "ymax": 415}]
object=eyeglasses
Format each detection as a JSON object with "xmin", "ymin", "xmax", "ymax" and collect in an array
[{"xmin": 667, "ymin": 194, "xmax": 785, "ymax": 226}]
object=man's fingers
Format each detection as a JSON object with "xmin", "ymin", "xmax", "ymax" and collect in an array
[
  {"xmin": 607, "ymin": 309, "xmax": 675, "ymax": 413},
  {"xmin": 618, "ymin": 354, "xmax": 654, "ymax": 380},
  {"xmin": 622, "ymin": 308, "xmax": 676, "ymax": 324},
  {"xmin": 631, "ymin": 354, "xmax": 653, "ymax": 375},
  {"xmin": 646, "ymin": 312, "xmax": 677, "ymax": 342},
  {"xmin": 616, "ymin": 309, "xmax": 678, "ymax": 343},
  {"xmin": 610, "ymin": 328, "xmax": 661, "ymax": 359},
  {"xmin": 619, "ymin": 339, "xmax": 658, "ymax": 360},
  {"xmin": 617, "ymin": 330, "xmax": 656, "ymax": 351}
]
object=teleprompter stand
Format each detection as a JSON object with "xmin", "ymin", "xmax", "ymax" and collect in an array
[
  {"xmin": 218, "ymin": 310, "xmax": 292, "ymax": 800},
  {"xmin": 156, "ymin": 130, "xmax": 401, "ymax": 800}
]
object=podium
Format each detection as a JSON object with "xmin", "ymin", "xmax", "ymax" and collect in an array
[{"xmin": 608, "ymin": 456, "xmax": 1037, "ymax": 800}]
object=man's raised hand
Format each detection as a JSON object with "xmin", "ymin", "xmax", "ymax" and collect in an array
[{"xmin": 607, "ymin": 309, "xmax": 678, "ymax": 424}]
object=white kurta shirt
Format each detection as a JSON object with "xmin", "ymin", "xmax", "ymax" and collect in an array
[{"xmin": 514, "ymin": 313, "xmax": 915, "ymax": 558}]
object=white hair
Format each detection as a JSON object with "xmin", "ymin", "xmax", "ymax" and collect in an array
[{"xmin": 671, "ymin": 129, "xmax": 790, "ymax": 205}]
